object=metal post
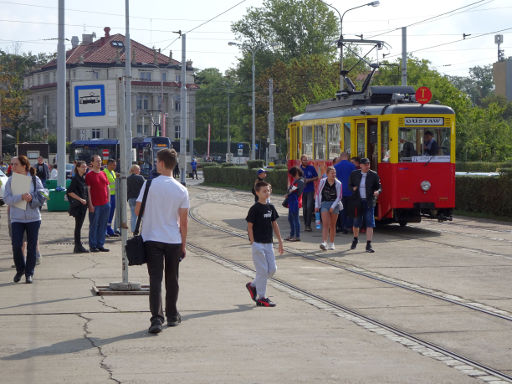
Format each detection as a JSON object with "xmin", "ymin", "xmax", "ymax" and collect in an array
[
  {"xmin": 268, "ymin": 78, "xmax": 276, "ymax": 162},
  {"xmin": 0, "ymin": 95, "xmax": 2, "ymax": 162},
  {"xmin": 56, "ymin": 0, "xmax": 66, "ymax": 188},
  {"xmin": 251, "ymin": 49, "xmax": 256, "ymax": 160},
  {"xmin": 107, "ymin": 0, "xmax": 139, "ymax": 291},
  {"xmin": 180, "ymin": 34, "xmax": 187, "ymax": 185},
  {"xmin": 227, "ymin": 91, "xmax": 230, "ymax": 159},
  {"xmin": 401, "ymin": 27, "xmax": 407, "ymax": 86}
]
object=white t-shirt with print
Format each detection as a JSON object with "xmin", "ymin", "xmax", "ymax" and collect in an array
[{"xmin": 137, "ymin": 175, "xmax": 190, "ymax": 244}]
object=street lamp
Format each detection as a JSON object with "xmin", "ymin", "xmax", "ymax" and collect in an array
[
  {"xmin": 228, "ymin": 41, "xmax": 256, "ymax": 160},
  {"xmin": 321, "ymin": 1, "xmax": 380, "ymax": 92}
]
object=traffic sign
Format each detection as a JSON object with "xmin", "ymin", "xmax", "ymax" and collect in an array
[
  {"xmin": 416, "ymin": 87, "xmax": 432, "ymax": 104},
  {"xmin": 102, "ymin": 149, "xmax": 109, "ymax": 157},
  {"xmin": 237, "ymin": 143, "xmax": 244, "ymax": 149}
]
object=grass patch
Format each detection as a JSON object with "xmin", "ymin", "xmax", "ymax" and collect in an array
[{"xmin": 454, "ymin": 209, "xmax": 512, "ymax": 223}]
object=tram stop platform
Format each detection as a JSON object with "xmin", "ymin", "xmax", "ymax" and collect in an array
[{"xmin": 0, "ymin": 187, "xmax": 493, "ymax": 384}]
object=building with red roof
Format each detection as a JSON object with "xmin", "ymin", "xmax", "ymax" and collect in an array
[{"xmin": 24, "ymin": 27, "xmax": 197, "ymax": 143}]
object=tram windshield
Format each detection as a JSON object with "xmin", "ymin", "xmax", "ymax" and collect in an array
[{"xmin": 398, "ymin": 127, "xmax": 451, "ymax": 162}]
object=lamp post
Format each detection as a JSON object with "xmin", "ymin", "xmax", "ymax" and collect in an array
[
  {"xmin": 321, "ymin": 1, "xmax": 380, "ymax": 91},
  {"xmin": 228, "ymin": 41, "xmax": 256, "ymax": 160}
]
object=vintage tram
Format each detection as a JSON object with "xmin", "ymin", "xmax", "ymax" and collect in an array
[{"xmin": 287, "ymin": 85, "xmax": 455, "ymax": 226}]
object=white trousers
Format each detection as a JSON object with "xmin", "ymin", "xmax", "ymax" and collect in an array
[{"xmin": 251, "ymin": 242, "xmax": 277, "ymax": 298}]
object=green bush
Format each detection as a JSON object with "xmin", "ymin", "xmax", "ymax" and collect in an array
[
  {"xmin": 221, "ymin": 162, "xmax": 235, "ymax": 167},
  {"xmin": 456, "ymin": 162, "xmax": 512, "ymax": 172},
  {"xmin": 273, "ymin": 164, "xmax": 288, "ymax": 170},
  {"xmin": 455, "ymin": 174, "xmax": 512, "ymax": 218},
  {"xmin": 247, "ymin": 160, "xmax": 265, "ymax": 169},
  {"xmin": 200, "ymin": 162, "xmax": 219, "ymax": 168},
  {"xmin": 203, "ymin": 166, "xmax": 288, "ymax": 194}
]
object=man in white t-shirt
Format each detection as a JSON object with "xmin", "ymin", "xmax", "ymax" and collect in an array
[{"xmin": 135, "ymin": 148, "xmax": 189, "ymax": 334}]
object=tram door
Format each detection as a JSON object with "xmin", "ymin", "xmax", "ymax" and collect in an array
[
  {"xmin": 367, "ymin": 119, "xmax": 378, "ymax": 170},
  {"xmin": 355, "ymin": 120, "xmax": 366, "ymax": 159}
]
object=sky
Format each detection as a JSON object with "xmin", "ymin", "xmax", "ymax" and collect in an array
[{"xmin": 1, "ymin": 0, "xmax": 511, "ymax": 78}]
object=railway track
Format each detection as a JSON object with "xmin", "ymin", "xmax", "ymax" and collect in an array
[
  {"xmin": 189, "ymin": 203, "xmax": 512, "ymax": 323},
  {"xmin": 187, "ymin": 239, "xmax": 512, "ymax": 383}
]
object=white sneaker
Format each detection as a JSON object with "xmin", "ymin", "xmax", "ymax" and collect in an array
[
  {"xmin": 328, "ymin": 243, "xmax": 335, "ymax": 250},
  {"xmin": 320, "ymin": 242, "xmax": 327, "ymax": 250}
]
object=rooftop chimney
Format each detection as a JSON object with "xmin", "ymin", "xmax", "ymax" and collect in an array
[
  {"xmin": 104, "ymin": 27, "xmax": 111, "ymax": 38},
  {"xmin": 71, "ymin": 36, "xmax": 79, "ymax": 48}
]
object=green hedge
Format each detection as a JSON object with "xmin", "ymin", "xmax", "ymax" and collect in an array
[
  {"xmin": 203, "ymin": 166, "xmax": 288, "ymax": 194},
  {"xmin": 456, "ymin": 162, "xmax": 512, "ymax": 172},
  {"xmin": 456, "ymin": 174, "xmax": 512, "ymax": 218},
  {"xmin": 246, "ymin": 160, "xmax": 265, "ymax": 169}
]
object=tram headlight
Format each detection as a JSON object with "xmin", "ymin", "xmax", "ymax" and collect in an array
[{"xmin": 420, "ymin": 180, "xmax": 431, "ymax": 192}]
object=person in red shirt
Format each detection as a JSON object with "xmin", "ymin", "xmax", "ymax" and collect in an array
[{"xmin": 85, "ymin": 155, "xmax": 110, "ymax": 252}]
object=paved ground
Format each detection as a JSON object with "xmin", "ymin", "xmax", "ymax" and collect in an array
[{"xmin": 0, "ymin": 181, "xmax": 510, "ymax": 383}]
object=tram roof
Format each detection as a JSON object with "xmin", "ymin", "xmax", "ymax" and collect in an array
[
  {"xmin": 71, "ymin": 139, "xmax": 118, "ymax": 146},
  {"xmin": 291, "ymin": 102, "xmax": 454, "ymax": 122}
]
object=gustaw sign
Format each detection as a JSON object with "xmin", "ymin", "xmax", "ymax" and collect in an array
[{"xmin": 404, "ymin": 117, "xmax": 444, "ymax": 126}]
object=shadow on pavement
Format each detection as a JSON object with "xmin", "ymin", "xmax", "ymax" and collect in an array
[{"xmin": 183, "ymin": 304, "xmax": 255, "ymax": 321}]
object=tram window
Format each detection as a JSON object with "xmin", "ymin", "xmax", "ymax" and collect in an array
[
  {"xmin": 327, "ymin": 123, "xmax": 340, "ymax": 159},
  {"xmin": 357, "ymin": 123, "xmax": 365, "ymax": 158},
  {"xmin": 343, "ymin": 123, "xmax": 351, "ymax": 154},
  {"xmin": 380, "ymin": 121, "xmax": 390, "ymax": 163},
  {"xmin": 399, "ymin": 127, "xmax": 451, "ymax": 162},
  {"xmin": 314, "ymin": 125, "xmax": 326, "ymax": 160},
  {"xmin": 302, "ymin": 125, "xmax": 313, "ymax": 158}
]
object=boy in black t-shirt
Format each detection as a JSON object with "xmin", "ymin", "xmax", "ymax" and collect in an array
[{"xmin": 245, "ymin": 181, "xmax": 284, "ymax": 307}]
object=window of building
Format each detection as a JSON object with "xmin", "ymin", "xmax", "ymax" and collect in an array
[
  {"xmin": 162, "ymin": 72, "xmax": 167, "ymax": 82},
  {"xmin": 143, "ymin": 96, "xmax": 149, "ymax": 110},
  {"xmin": 91, "ymin": 71, "xmax": 99, "ymax": 80},
  {"xmin": 92, "ymin": 129, "xmax": 101, "ymax": 139},
  {"xmin": 136, "ymin": 95, "xmax": 142, "ymax": 110},
  {"xmin": 175, "ymin": 100, "xmax": 180, "ymax": 111},
  {"xmin": 175, "ymin": 74, "xmax": 181, "ymax": 82},
  {"xmin": 175, "ymin": 125, "xmax": 180, "ymax": 139},
  {"xmin": 157, "ymin": 96, "xmax": 162, "ymax": 110},
  {"xmin": 137, "ymin": 124, "xmax": 143, "ymax": 135},
  {"xmin": 140, "ymin": 71, "xmax": 152, "ymax": 81}
]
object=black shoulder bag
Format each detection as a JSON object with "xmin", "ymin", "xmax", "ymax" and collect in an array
[{"xmin": 125, "ymin": 180, "xmax": 152, "ymax": 266}]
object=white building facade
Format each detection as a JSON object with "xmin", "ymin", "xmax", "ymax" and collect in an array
[{"xmin": 24, "ymin": 27, "xmax": 197, "ymax": 144}]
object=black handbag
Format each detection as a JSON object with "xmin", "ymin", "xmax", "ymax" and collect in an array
[
  {"xmin": 282, "ymin": 196, "xmax": 289, "ymax": 208},
  {"xmin": 126, "ymin": 180, "xmax": 152, "ymax": 266}
]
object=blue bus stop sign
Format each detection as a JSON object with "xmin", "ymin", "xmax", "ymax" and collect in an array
[
  {"xmin": 254, "ymin": 143, "xmax": 258, "ymax": 150},
  {"xmin": 237, "ymin": 143, "xmax": 243, "ymax": 149}
]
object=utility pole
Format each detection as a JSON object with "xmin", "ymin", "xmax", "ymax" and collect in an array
[
  {"xmin": 180, "ymin": 33, "xmax": 187, "ymax": 185},
  {"xmin": 251, "ymin": 50, "xmax": 256, "ymax": 160},
  {"xmin": 227, "ymin": 91, "xmax": 231, "ymax": 161},
  {"xmin": 56, "ymin": 0, "xmax": 66, "ymax": 188},
  {"xmin": 268, "ymin": 78, "xmax": 276, "ymax": 162},
  {"xmin": 401, "ymin": 27, "xmax": 407, "ymax": 86}
]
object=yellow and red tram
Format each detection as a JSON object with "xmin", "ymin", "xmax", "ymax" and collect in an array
[{"xmin": 287, "ymin": 86, "xmax": 455, "ymax": 226}]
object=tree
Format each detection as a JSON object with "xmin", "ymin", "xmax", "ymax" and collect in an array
[
  {"xmin": 232, "ymin": 0, "xmax": 339, "ymax": 63},
  {"xmin": 448, "ymin": 65, "xmax": 494, "ymax": 106}
]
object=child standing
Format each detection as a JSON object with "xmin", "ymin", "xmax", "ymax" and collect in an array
[{"xmin": 245, "ymin": 181, "xmax": 284, "ymax": 307}]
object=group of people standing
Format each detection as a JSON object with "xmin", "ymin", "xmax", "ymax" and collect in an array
[{"xmin": 284, "ymin": 153, "xmax": 381, "ymax": 253}]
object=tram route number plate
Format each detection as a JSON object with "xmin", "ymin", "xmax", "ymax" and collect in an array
[{"xmin": 416, "ymin": 86, "xmax": 432, "ymax": 104}]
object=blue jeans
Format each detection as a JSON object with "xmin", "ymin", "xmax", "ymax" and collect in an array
[
  {"xmin": 12, "ymin": 221, "xmax": 40, "ymax": 277},
  {"xmin": 128, "ymin": 198, "xmax": 137, "ymax": 233},
  {"xmin": 89, "ymin": 202, "xmax": 110, "ymax": 248},
  {"xmin": 106, "ymin": 195, "xmax": 116, "ymax": 235},
  {"xmin": 288, "ymin": 209, "xmax": 300, "ymax": 238}
]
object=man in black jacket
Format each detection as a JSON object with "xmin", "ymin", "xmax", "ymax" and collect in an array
[
  {"xmin": 35, "ymin": 156, "xmax": 49, "ymax": 187},
  {"xmin": 349, "ymin": 158, "xmax": 381, "ymax": 253}
]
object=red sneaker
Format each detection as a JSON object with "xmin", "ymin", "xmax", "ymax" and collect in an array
[
  {"xmin": 256, "ymin": 297, "xmax": 276, "ymax": 307},
  {"xmin": 246, "ymin": 282, "xmax": 257, "ymax": 302}
]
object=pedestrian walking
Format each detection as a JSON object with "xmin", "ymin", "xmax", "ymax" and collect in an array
[
  {"xmin": 135, "ymin": 149, "xmax": 189, "ymax": 334},
  {"xmin": 67, "ymin": 160, "xmax": 89, "ymax": 253},
  {"xmin": 284, "ymin": 166, "xmax": 303, "ymax": 242},
  {"xmin": 315, "ymin": 166, "xmax": 342, "ymax": 251},
  {"xmin": 334, "ymin": 152, "xmax": 356, "ymax": 233},
  {"xmin": 86, "ymin": 155, "xmax": 110, "ymax": 253},
  {"xmin": 349, "ymin": 158, "xmax": 381, "ymax": 253},
  {"xmin": 35, "ymin": 156, "xmax": 49, "ymax": 187},
  {"xmin": 49, "ymin": 164, "xmax": 58, "ymax": 180},
  {"xmin": 299, "ymin": 155, "xmax": 318, "ymax": 232},
  {"xmin": 245, "ymin": 180, "xmax": 284, "ymax": 307},
  {"xmin": 191, "ymin": 158, "xmax": 198, "ymax": 179},
  {"xmin": 4, "ymin": 155, "xmax": 45, "ymax": 284},
  {"xmin": 251, "ymin": 168, "xmax": 267, "ymax": 202},
  {"xmin": 103, "ymin": 159, "xmax": 119, "ymax": 237},
  {"xmin": 127, "ymin": 164, "xmax": 145, "ymax": 233}
]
